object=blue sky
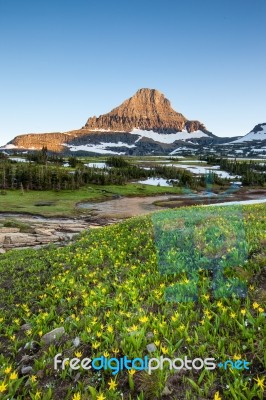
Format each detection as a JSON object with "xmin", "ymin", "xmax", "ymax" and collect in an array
[{"xmin": 0, "ymin": 0, "xmax": 265, "ymax": 145}]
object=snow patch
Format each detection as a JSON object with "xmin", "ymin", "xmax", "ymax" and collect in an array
[
  {"xmin": 66, "ymin": 141, "xmax": 136, "ymax": 154},
  {"xmin": 130, "ymin": 128, "xmax": 208, "ymax": 144},
  {"xmin": 0, "ymin": 144, "xmax": 19, "ymax": 149},
  {"xmin": 137, "ymin": 177, "xmax": 174, "ymax": 187},
  {"xmin": 231, "ymin": 124, "xmax": 266, "ymax": 143},
  {"xmin": 9, "ymin": 157, "xmax": 29, "ymax": 163}
]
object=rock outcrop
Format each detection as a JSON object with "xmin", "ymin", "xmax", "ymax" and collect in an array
[
  {"xmin": 11, "ymin": 132, "xmax": 74, "ymax": 152},
  {"xmin": 84, "ymin": 88, "xmax": 209, "ymax": 134}
]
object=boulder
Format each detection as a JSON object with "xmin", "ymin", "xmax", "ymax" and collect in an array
[
  {"xmin": 21, "ymin": 323, "xmax": 32, "ymax": 331},
  {"xmin": 21, "ymin": 366, "xmax": 33, "ymax": 375},
  {"xmin": 41, "ymin": 327, "xmax": 65, "ymax": 345},
  {"xmin": 146, "ymin": 343, "xmax": 157, "ymax": 353},
  {"xmin": 4, "ymin": 233, "xmax": 37, "ymax": 245}
]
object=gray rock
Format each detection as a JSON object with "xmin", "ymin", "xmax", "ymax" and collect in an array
[
  {"xmin": 19, "ymin": 354, "xmax": 34, "ymax": 364},
  {"xmin": 146, "ymin": 343, "xmax": 157, "ymax": 353},
  {"xmin": 73, "ymin": 337, "xmax": 80, "ymax": 347},
  {"xmin": 41, "ymin": 327, "xmax": 65, "ymax": 345},
  {"xmin": 24, "ymin": 341, "xmax": 38, "ymax": 350},
  {"xmin": 161, "ymin": 386, "xmax": 172, "ymax": 396},
  {"xmin": 146, "ymin": 332, "xmax": 154, "ymax": 340},
  {"xmin": 21, "ymin": 366, "xmax": 33, "ymax": 375},
  {"xmin": 21, "ymin": 323, "xmax": 32, "ymax": 331}
]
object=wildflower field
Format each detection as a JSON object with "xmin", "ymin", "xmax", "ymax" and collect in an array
[{"xmin": 0, "ymin": 203, "xmax": 265, "ymax": 399}]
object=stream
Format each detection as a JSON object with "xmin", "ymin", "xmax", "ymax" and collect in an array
[{"xmin": 77, "ymin": 189, "xmax": 266, "ymax": 218}]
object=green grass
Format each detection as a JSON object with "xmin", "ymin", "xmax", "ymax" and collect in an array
[
  {"xmin": 0, "ymin": 184, "xmax": 182, "ymax": 217},
  {"xmin": 0, "ymin": 203, "xmax": 265, "ymax": 399}
]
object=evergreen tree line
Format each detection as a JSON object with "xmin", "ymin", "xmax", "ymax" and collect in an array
[
  {"xmin": 25, "ymin": 147, "xmax": 64, "ymax": 165},
  {"xmin": 201, "ymin": 156, "xmax": 266, "ymax": 186},
  {"xmin": 0, "ymin": 158, "xmax": 229, "ymax": 191}
]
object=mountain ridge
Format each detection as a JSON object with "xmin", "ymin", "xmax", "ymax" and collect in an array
[{"xmin": 1, "ymin": 89, "xmax": 265, "ymax": 157}]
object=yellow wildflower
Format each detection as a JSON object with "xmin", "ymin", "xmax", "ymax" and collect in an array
[
  {"xmin": 161, "ymin": 346, "xmax": 168, "ymax": 354},
  {"xmin": 214, "ymin": 391, "xmax": 222, "ymax": 400},
  {"xmin": 108, "ymin": 378, "xmax": 118, "ymax": 390},
  {"xmin": 10, "ymin": 372, "xmax": 18, "ymax": 380},
  {"xmin": 254, "ymin": 376, "xmax": 265, "ymax": 390},
  {"xmin": 72, "ymin": 393, "xmax": 81, "ymax": 400},
  {"xmin": 128, "ymin": 369, "xmax": 136, "ymax": 375},
  {"xmin": 139, "ymin": 316, "xmax": 149, "ymax": 323},
  {"xmin": 4, "ymin": 366, "xmax": 12, "ymax": 374},
  {"xmin": 0, "ymin": 381, "xmax": 7, "ymax": 393},
  {"xmin": 96, "ymin": 393, "xmax": 106, "ymax": 400}
]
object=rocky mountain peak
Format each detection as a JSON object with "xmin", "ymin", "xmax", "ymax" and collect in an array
[{"xmin": 84, "ymin": 88, "xmax": 207, "ymax": 133}]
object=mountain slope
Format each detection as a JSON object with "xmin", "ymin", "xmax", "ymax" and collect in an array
[{"xmin": 230, "ymin": 123, "xmax": 266, "ymax": 143}]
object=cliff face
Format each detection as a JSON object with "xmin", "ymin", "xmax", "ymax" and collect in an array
[
  {"xmin": 11, "ymin": 133, "xmax": 73, "ymax": 152},
  {"xmin": 84, "ymin": 88, "xmax": 208, "ymax": 133}
]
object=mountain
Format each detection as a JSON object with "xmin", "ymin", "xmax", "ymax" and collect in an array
[
  {"xmin": 84, "ymin": 88, "xmax": 210, "ymax": 134},
  {"xmin": 1, "ymin": 89, "xmax": 218, "ymax": 155},
  {"xmin": 208, "ymin": 123, "xmax": 266, "ymax": 159},
  {"xmin": 230, "ymin": 123, "xmax": 266, "ymax": 143}
]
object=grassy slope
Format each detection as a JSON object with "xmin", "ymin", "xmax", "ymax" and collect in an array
[{"xmin": 0, "ymin": 203, "xmax": 265, "ymax": 399}]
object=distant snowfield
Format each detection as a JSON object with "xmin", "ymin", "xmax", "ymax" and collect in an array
[
  {"xmin": 138, "ymin": 177, "xmax": 174, "ymax": 187},
  {"xmin": 130, "ymin": 128, "xmax": 208, "ymax": 144},
  {"xmin": 66, "ymin": 141, "xmax": 136, "ymax": 154},
  {"xmin": 9, "ymin": 157, "xmax": 29, "ymax": 163},
  {"xmin": 164, "ymin": 164, "xmax": 240, "ymax": 179},
  {"xmin": 231, "ymin": 124, "xmax": 266, "ymax": 143},
  {"xmin": 1, "ymin": 144, "xmax": 19, "ymax": 150},
  {"xmin": 251, "ymin": 147, "xmax": 266, "ymax": 152},
  {"xmin": 84, "ymin": 162, "xmax": 108, "ymax": 169},
  {"xmin": 170, "ymin": 147, "xmax": 195, "ymax": 155}
]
